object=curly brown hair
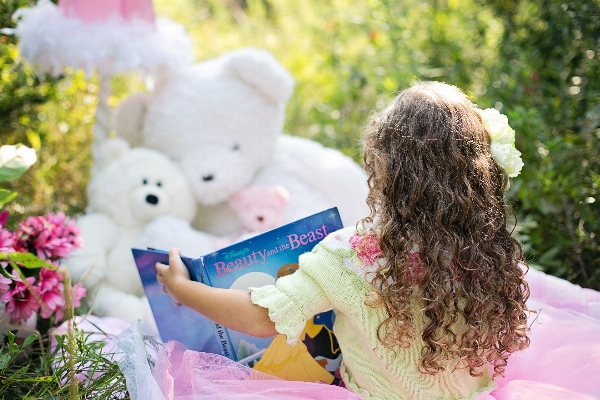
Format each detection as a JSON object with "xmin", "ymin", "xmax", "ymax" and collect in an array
[{"xmin": 360, "ymin": 81, "xmax": 533, "ymax": 377}]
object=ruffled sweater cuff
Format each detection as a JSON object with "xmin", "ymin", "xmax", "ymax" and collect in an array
[{"xmin": 249, "ymin": 285, "xmax": 306, "ymax": 346}]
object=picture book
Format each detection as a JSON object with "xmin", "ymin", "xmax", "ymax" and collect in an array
[{"xmin": 132, "ymin": 207, "xmax": 344, "ymax": 383}]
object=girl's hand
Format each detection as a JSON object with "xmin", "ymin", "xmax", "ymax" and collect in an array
[
  {"xmin": 155, "ymin": 248, "xmax": 191, "ymax": 305},
  {"xmin": 156, "ymin": 248, "xmax": 277, "ymax": 338}
]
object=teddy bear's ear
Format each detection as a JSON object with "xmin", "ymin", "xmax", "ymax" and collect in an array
[
  {"xmin": 94, "ymin": 138, "xmax": 130, "ymax": 170},
  {"xmin": 221, "ymin": 48, "xmax": 295, "ymax": 104},
  {"xmin": 113, "ymin": 92, "xmax": 153, "ymax": 147}
]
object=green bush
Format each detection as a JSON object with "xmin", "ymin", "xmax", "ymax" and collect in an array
[
  {"xmin": 1, "ymin": 0, "xmax": 95, "ymax": 229},
  {"xmin": 1, "ymin": 0, "xmax": 598, "ymax": 288},
  {"xmin": 483, "ymin": 0, "xmax": 600, "ymax": 288}
]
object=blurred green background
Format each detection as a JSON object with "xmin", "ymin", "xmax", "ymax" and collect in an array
[{"xmin": 1, "ymin": 0, "xmax": 599, "ymax": 289}]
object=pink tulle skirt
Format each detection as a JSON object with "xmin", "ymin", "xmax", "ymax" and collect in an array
[
  {"xmin": 121, "ymin": 268, "xmax": 600, "ymax": 400},
  {"xmin": 150, "ymin": 341, "xmax": 361, "ymax": 400},
  {"xmin": 480, "ymin": 268, "xmax": 600, "ymax": 400}
]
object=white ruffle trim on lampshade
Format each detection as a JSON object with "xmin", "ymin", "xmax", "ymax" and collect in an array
[{"xmin": 10, "ymin": 0, "xmax": 194, "ymax": 77}]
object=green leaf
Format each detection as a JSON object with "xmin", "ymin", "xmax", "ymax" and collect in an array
[
  {"xmin": 20, "ymin": 375, "xmax": 55, "ymax": 382},
  {"xmin": 22, "ymin": 333, "xmax": 37, "ymax": 348},
  {"xmin": 8, "ymin": 342, "xmax": 19, "ymax": 354},
  {"xmin": 12, "ymin": 365, "xmax": 29, "ymax": 378},
  {"xmin": 0, "ymin": 353, "xmax": 10, "ymax": 369},
  {"xmin": 0, "ymin": 164, "xmax": 28, "ymax": 183},
  {"xmin": 0, "ymin": 264, "xmax": 12, "ymax": 278},
  {"xmin": 0, "ymin": 188, "xmax": 17, "ymax": 207},
  {"xmin": 0, "ymin": 144, "xmax": 37, "ymax": 183},
  {"xmin": 0, "ymin": 252, "xmax": 55, "ymax": 270},
  {"xmin": 52, "ymin": 334, "xmax": 64, "ymax": 349}
]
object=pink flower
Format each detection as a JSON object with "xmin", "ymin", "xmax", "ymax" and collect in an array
[
  {"xmin": 16, "ymin": 212, "xmax": 83, "ymax": 262},
  {"xmin": 39, "ymin": 289, "xmax": 66, "ymax": 319},
  {"xmin": 71, "ymin": 283, "xmax": 86, "ymax": 308},
  {"xmin": 0, "ymin": 228, "xmax": 18, "ymax": 271},
  {"xmin": 37, "ymin": 268, "xmax": 66, "ymax": 319},
  {"xmin": 54, "ymin": 283, "xmax": 86, "ymax": 322},
  {"xmin": 37, "ymin": 267, "xmax": 62, "ymax": 292},
  {"xmin": 350, "ymin": 232, "xmax": 381, "ymax": 266},
  {"xmin": 1, "ymin": 276, "xmax": 40, "ymax": 323},
  {"xmin": 0, "ymin": 275, "xmax": 12, "ymax": 294},
  {"xmin": 46, "ymin": 211, "xmax": 85, "ymax": 249},
  {"xmin": 0, "ymin": 227, "xmax": 17, "ymax": 253},
  {"xmin": 0, "ymin": 210, "xmax": 8, "ymax": 227}
]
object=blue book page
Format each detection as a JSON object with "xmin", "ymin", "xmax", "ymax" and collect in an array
[
  {"xmin": 201, "ymin": 207, "xmax": 344, "ymax": 362},
  {"xmin": 132, "ymin": 248, "xmax": 220, "ymax": 354}
]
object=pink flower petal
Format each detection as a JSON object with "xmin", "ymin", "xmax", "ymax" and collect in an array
[
  {"xmin": 16, "ymin": 212, "xmax": 82, "ymax": 262},
  {"xmin": 0, "ymin": 228, "xmax": 17, "ymax": 252},
  {"xmin": 0, "ymin": 275, "xmax": 12, "ymax": 294},
  {"xmin": 2, "ymin": 276, "xmax": 40, "ymax": 323}
]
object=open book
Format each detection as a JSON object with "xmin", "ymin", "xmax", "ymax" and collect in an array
[{"xmin": 132, "ymin": 207, "xmax": 344, "ymax": 383}]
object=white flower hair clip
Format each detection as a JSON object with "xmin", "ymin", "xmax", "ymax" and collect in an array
[{"xmin": 476, "ymin": 108, "xmax": 524, "ymax": 178}]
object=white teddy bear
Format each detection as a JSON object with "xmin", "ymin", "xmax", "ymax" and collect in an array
[
  {"xmin": 115, "ymin": 47, "xmax": 369, "ymax": 240},
  {"xmin": 64, "ymin": 138, "xmax": 214, "ymax": 326}
]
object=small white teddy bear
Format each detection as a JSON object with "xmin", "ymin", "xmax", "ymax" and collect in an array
[{"xmin": 64, "ymin": 138, "xmax": 212, "ymax": 326}]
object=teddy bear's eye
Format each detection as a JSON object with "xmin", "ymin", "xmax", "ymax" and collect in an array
[
  {"xmin": 232, "ymin": 143, "xmax": 240, "ymax": 151},
  {"xmin": 157, "ymin": 181, "xmax": 162, "ymax": 187},
  {"xmin": 142, "ymin": 179, "xmax": 148, "ymax": 185}
]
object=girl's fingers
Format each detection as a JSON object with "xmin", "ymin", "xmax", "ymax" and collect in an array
[
  {"xmin": 168, "ymin": 248, "xmax": 182, "ymax": 265},
  {"xmin": 155, "ymin": 262, "xmax": 168, "ymax": 274},
  {"xmin": 162, "ymin": 284, "xmax": 180, "ymax": 305},
  {"xmin": 167, "ymin": 248, "xmax": 191, "ymax": 280}
]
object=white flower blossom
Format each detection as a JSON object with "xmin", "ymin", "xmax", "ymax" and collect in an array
[
  {"xmin": 477, "ymin": 108, "xmax": 515, "ymax": 145},
  {"xmin": 490, "ymin": 142, "xmax": 524, "ymax": 178},
  {"xmin": 477, "ymin": 108, "xmax": 524, "ymax": 179}
]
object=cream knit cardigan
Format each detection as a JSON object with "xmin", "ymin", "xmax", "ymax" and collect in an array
[{"xmin": 250, "ymin": 226, "xmax": 496, "ymax": 400}]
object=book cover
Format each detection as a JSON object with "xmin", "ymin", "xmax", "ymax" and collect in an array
[
  {"xmin": 133, "ymin": 207, "xmax": 344, "ymax": 383},
  {"xmin": 132, "ymin": 248, "xmax": 221, "ymax": 355}
]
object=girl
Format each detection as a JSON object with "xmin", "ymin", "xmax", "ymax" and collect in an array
[{"xmin": 154, "ymin": 82, "xmax": 599, "ymax": 399}]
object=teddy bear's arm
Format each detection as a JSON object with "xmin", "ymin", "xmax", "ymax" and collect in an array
[
  {"xmin": 113, "ymin": 92, "xmax": 153, "ymax": 148},
  {"xmin": 64, "ymin": 212, "xmax": 119, "ymax": 291},
  {"xmin": 92, "ymin": 285, "xmax": 156, "ymax": 329}
]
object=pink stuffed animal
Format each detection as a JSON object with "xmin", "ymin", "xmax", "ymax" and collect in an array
[
  {"xmin": 230, "ymin": 185, "xmax": 290, "ymax": 233},
  {"xmin": 215, "ymin": 185, "xmax": 290, "ymax": 249}
]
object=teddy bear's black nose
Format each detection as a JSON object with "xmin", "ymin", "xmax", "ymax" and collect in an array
[
  {"xmin": 146, "ymin": 194, "xmax": 159, "ymax": 205},
  {"xmin": 202, "ymin": 174, "xmax": 214, "ymax": 182}
]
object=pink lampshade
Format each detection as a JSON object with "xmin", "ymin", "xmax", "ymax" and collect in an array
[
  {"xmin": 58, "ymin": 0, "xmax": 155, "ymax": 24},
  {"xmin": 14, "ymin": 0, "xmax": 193, "ymax": 77}
]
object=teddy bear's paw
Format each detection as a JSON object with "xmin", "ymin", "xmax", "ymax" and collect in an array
[
  {"xmin": 138, "ymin": 215, "xmax": 216, "ymax": 257},
  {"xmin": 92, "ymin": 286, "xmax": 151, "ymax": 325},
  {"xmin": 137, "ymin": 215, "xmax": 190, "ymax": 248}
]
